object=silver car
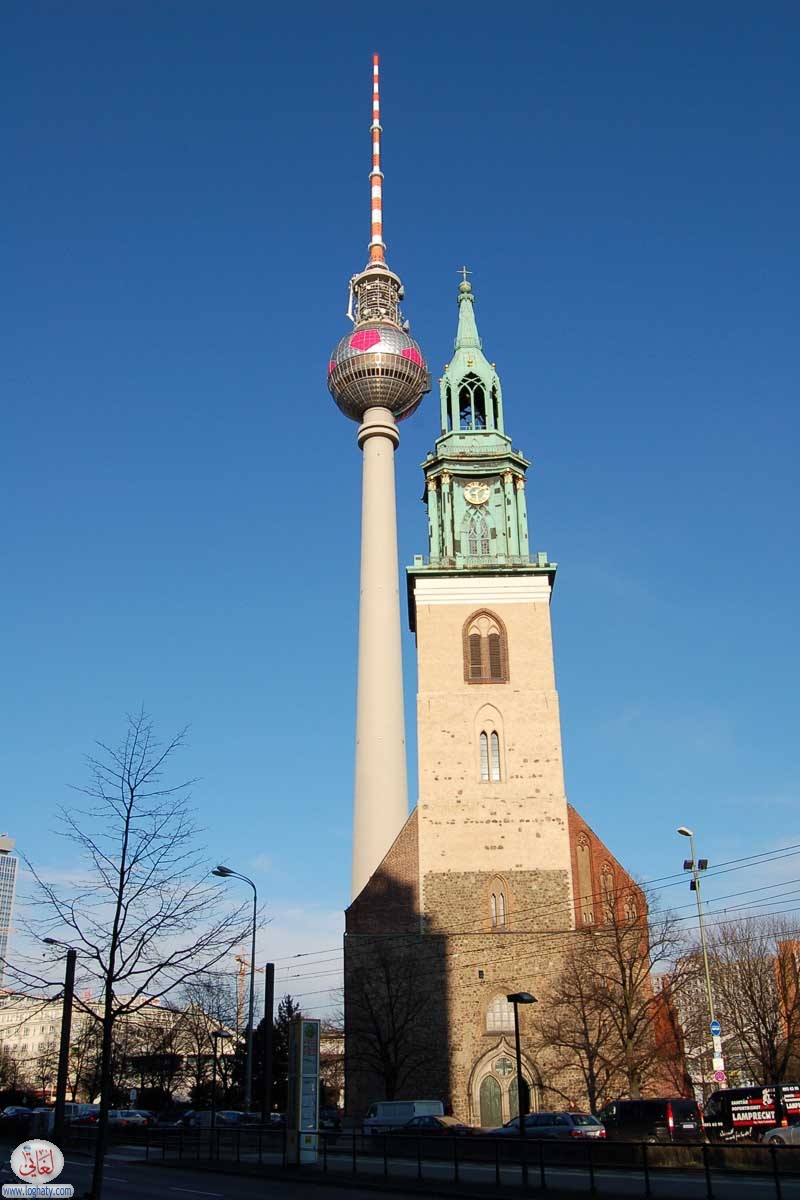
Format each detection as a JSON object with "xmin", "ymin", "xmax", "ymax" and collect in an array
[
  {"xmin": 763, "ymin": 1120, "xmax": 800, "ymax": 1146},
  {"xmin": 488, "ymin": 1111, "xmax": 605, "ymax": 1139}
]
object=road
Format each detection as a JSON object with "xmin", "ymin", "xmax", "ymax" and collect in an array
[{"xmin": 42, "ymin": 1148, "xmax": 800, "ymax": 1200}]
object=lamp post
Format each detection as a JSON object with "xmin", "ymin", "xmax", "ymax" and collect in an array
[
  {"xmin": 43, "ymin": 938, "xmax": 77, "ymax": 1146},
  {"xmin": 507, "ymin": 990, "xmax": 537, "ymax": 1182},
  {"xmin": 211, "ymin": 1030, "xmax": 232, "ymax": 1128},
  {"xmin": 213, "ymin": 865, "xmax": 258, "ymax": 1112},
  {"xmin": 678, "ymin": 827, "xmax": 724, "ymax": 1088}
]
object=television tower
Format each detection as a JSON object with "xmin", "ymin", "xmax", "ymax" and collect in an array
[{"xmin": 328, "ymin": 55, "xmax": 429, "ymax": 899}]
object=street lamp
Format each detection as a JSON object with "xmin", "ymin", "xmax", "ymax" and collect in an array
[
  {"xmin": 213, "ymin": 865, "xmax": 258, "ymax": 1112},
  {"xmin": 507, "ymin": 990, "xmax": 537, "ymax": 1181},
  {"xmin": 43, "ymin": 938, "xmax": 78, "ymax": 1146},
  {"xmin": 211, "ymin": 1030, "xmax": 232, "ymax": 1128},
  {"xmin": 678, "ymin": 827, "xmax": 724, "ymax": 1089}
]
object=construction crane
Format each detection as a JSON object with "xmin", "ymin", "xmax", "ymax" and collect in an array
[{"xmin": 234, "ymin": 952, "xmax": 264, "ymax": 1034}]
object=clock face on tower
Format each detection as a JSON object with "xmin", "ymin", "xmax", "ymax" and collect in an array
[{"xmin": 464, "ymin": 481, "xmax": 491, "ymax": 506}]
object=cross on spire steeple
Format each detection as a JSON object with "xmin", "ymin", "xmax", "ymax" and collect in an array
[{"xmin": 458, "ymin": 265, "xmax": 472, "ymax": 285}]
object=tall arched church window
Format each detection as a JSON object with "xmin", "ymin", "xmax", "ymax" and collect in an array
[
  {"xmin": 463, "ymin": 510, "xmax": 491, "ymax": 558},
  {"xmin": 601, "ymin": 863, "xmax": 615, "ymax": 922},
  {"xmin": 576, "ymin": 835, "xmax": 594, "ymax": 925},
  {"xmin": 463, "ymin": 611, "xmax": 509, "ymax": 683},
  {"xmin": 490, "ymin": 893, "xmax": 497, "ymax": 926},
  {"xmin": 480, "ymin": 732, "xmax": 490, "ymax": 782},
  {"xmin": 490, "ymin": 732, "xmax": 501, "ymax": 781},
  {"xmin": 497, "ymin": 890, "xmax": 506, "ymax": 926},
  {"xmin": 487, "ymin": 995, "xmax": 515, "ymax": 1032},
  {"xmin": 445, "ymin": 385, "xmax": 452, "ymax": 432}
]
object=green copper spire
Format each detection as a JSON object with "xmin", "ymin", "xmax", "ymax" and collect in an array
[
  {"xmin": 440, "ymin": 277, "xmax": 504, "ymax": 435},
  {"xmin": 403, "ymin": 270, "xmax": 552, "ymax": 587}
]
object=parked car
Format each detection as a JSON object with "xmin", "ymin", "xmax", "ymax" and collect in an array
[
  {"xmin": 364, "ymin": 1100, "xmax": 444, "ymax": 1134},
  {"xmin": 402, "ymin": 1115, "xmax": 474, "ymax": 1136},
  {"xmin": 269, "ymin": 1112, "xmax": 287, "ymax": 1127},
  {"xmin": 63, "ymin": 1102, "xmax": 96, "ymax": 1123},
  {"xmin": 763, "ymin": 1119, "xmax": 800, "ymax": 1147},
  {"xmin": 107, "ymin": 1109, "xmax": 154, "ymax": 1128},
  {"xmin": 319, "ymin": 1108, "xmax": 341, "ymax": 1131},
  {"xmin": 71, "ymin": 1106, "xmax": 101, "ymax": 1125},
  {"xmin": 487, "ymin": 1112, "xmax": 605, "ymax": 1139},
  {"xmin": 0, "ymin": 1106, "xmax": 32, "ymax": 1120},
  {"xmin": 184, "ymin": 1109, "xmax": 246, "ymax": 1129},
  {"xmin": 598, "ymin": 1098, "xmax": 704, "ymax": 1143}
]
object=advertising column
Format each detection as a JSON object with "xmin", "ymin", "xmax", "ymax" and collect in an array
[{"xmin": 286, "ymin": 1017, "xmax": 320, "ymax": 1165}]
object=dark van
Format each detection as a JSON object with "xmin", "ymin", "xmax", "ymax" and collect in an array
[{"xmin": 598, "ymin": 1098, "xmax": 704, "ymax": 1143}]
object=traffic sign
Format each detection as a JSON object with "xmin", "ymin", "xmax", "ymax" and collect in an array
[
  {"xmin": 713, "ymin": 1070, "xmax": 726, "ymax": 1083},
  {"xmin": 710, "ymin": 1020, "xmax": 721, "ymax": 1036}
]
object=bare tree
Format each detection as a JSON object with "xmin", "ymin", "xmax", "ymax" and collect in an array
[
  {"xmin": 68, "ymin": 1015, "xmax": 103, "ymax": 1102},
  {"xmin": 177, "ymin": 973, "xmax": 238, "ymax": 1101},
  {"xmin": 709, "ymin": 916, "xmax": 800, "ymax": 1084},
  {"xmin": 535, "ymin": 934, "xmax": 625, "ymax": 1113},
  {"xmin": 587, "ymin": 889, "xmax": 690, "ymax": 1098},
  {"xmin": 344, "ymin": 936, "xmax": 444, "ymax": 1102},
  {"xmin": 33, "ymin": 1039, "xmax": 60, "ymax": 1101},
  {"xmin": 540, "ymin": 888, "xmax": 690, "ymax": 1102},
  {"xmin": 26, "ymin": 712, "xmax": 249, "ymax": 1199}
]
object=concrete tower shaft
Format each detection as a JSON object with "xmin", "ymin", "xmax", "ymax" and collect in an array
[
  {"xmin": 351, "ymin": 407, "xmax": 408, "ymax": 897},
  {"xmin": 326, "ymin": 56, "xmax": 428, "ymax": 898}
]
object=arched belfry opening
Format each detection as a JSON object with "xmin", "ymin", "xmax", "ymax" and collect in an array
[{"xmin": 458, "ymin": 373, "xmax": 486, "ymax": 430}]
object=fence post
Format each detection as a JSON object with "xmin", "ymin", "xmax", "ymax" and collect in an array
[
  {"xmin": 352, "ymin": 1128, "xmax": 357, "ymax": 1175},
  {"xmin": 770, "ymin": 1143, "xmax": 783, "ymax": 1200},
  {"xmin": 494, "ymin": 1136, "xmax": 500, "ymax": 1187},
  {"xmin": 538, "ymin": 1138, "xmax": 546, "ymax": 1190},
  {"xmin": 702, "ymin": 1140, "xmax": 713, "ymax": 1199},
  {"xmin": 383, "ymin": 1133, "xmax": 388, "ymax": 1177},
  {"xmin": 587, "ymin": 1137, "xmax": 596, "ymax": 1193},
  {"xmin": 417, "ymin": 1136, "xmax": 423, "ymax": 1180},
  {"xmin": 453, "ymin": 1135, "xmax": 459, "ymax": 1183},
  {"xmin": 323, "ymin": 1131, "xmax": 328, "ymax": 1173},
  {"xmin": 642, "ymin": 1140, "xmax": 651, "ymax": 1197}
]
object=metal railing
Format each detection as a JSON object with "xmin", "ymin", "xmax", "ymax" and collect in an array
[{"xmin": 61, "ymin": 1123, "xmax": 800, "ymax": 1198}]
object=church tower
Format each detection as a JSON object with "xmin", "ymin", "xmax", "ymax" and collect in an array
[
  {"xmin": 407, "ymin": 276, "xmax": 574, "ymax": 906},
  {"xmin": 346, "ymin": 276, "xmax": 585, "ymax": 1126},
  {"xmin": 328, "ymin": 56, "xmax": 429, "ymax": 899}
]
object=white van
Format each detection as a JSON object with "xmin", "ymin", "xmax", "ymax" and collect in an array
[{"xmin": 363, "ymin": 1099, "xmax": 444, "ymax": 1134}]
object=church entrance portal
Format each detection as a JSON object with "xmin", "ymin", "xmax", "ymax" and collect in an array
[{"xmin": 471, "ymin": 1040, "xmax": 538, "ymax": 1127}]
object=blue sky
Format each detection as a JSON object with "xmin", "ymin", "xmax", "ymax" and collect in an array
[{"xmin": 4, "ymin": 2, "xmax": 799, "ymax": 1014}]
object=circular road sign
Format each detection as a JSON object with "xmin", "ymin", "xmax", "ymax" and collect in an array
[
  {"xmin": 714, "ymin": 1070, "xmax": 726, "ymax": 1083},
  {"xmin": 710, "ymin": 1020, "xmax": 721, "ymax": 1036}
]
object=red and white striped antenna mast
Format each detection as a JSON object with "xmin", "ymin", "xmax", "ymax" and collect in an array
[{"xmin": 369, "ymin": 52, "xmax": 385, "ymax": 265}]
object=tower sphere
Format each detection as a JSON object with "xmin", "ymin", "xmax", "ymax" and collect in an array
[{"xmin": 328, "ymin": 321, "xmax": 428, "ymax": 423}]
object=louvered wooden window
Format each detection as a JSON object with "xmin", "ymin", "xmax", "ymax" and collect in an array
[
  {"xmin": 488, "ymin": 634, "xmax": 502, "ymax": 680},
  {"xmin": 463, "ymin": 611, "xmax": 509, "ymax": 683},
  {"xmin": 469, "ymin": 634, "xmax": 483, "ymax": 680}
]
